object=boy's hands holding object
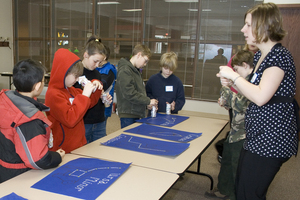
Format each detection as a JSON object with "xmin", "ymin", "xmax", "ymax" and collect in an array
[
  {"xmin": 104, "ymin": 92, "xmax": 113, "ymax": 105},
  {"xmin": 82, "ymin": 81, "xmax": 97, "ymax": 97},
  {"xmin": 147, "ymin": 99, "xmax": 158, "ymax": 110},
  {"xmin": 169, "ymin": 101, "xmax": 176, "ymax": 111},
  {"xmin": 78, "ymin": 76, "xmax": 103, "ymax": 97},
  {"xmin": 101, "ymin": 92, "xmax": 112, "ymax": 107},
  {"xmin": 56, "ymin": 149, "xmax": 65, "ymax": 158},
  {"xmin": 92, "ymin": 80, "xmax": 103, "ymax": 91},
  {"xmin": 150, "ymin": 99, "xmax": 158, "ymax": 106}
]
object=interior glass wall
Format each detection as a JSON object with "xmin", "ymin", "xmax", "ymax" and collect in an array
[{"xmin": 14, "ymin": 0, "xmax": 258, "ymax": 101}]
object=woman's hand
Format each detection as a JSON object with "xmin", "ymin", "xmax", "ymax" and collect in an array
[
  {"xmin": 220, "ymin": 77, "xmax": 233, "ymax": 87},
  {"xmin": 217, "ymin": 66, "xmax": 239, "ymax": 87},
  {"xmin": 217, "ymin": 66, "xmax": 238, "ymax": 80}
]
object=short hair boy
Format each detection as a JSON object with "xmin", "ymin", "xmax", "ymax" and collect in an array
[
  {"xmin": 206, "ymin": 50, "xmax": 253, "ymax": 199},
  {"xmin": 0, "ymin": 59, "xmax": 65, "ymax": 183},
  {"xmin": 45, "ymin": 48, "xmax": 103, "ymax": 153},
  {"xmin": 146, "ymin": 52, "xmax": 185, "ymax": 114},
  {"xmin": 115, "ymin": 44, "xmax": 157, "ymax": 128}
]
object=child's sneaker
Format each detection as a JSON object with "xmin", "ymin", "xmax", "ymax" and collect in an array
[{"xmin": 204, "ymin": 188, "xmax": 229, "ymax": 199}]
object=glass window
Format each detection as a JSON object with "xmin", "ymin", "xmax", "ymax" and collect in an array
[
  {"xmin": 194, "ymin": 0, "xmax": 257, "ymax": 100},
  {"xmin": 15, "ymin": 0, "xmax": 51, "ymax": 71},
  {"xmin": 54, "ymin": 0, "xmax": 93, "ymax": 63},
  {"xmin": 14, "ymin": 0, "xmax": 258, "ymax": 101},
  {"xmin": 141, "ymin": 0, "xmax": 199, "ymax": 98}
]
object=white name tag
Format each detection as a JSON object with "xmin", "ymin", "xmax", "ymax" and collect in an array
[
  {"xmin": 48, "ymin": 132, "xmax": 53, "ymax": 148},
  {"xmin": 250, "ymin": 73, "xmax": 257, "ymax": 83},
  {"xmin": 69, "ymin": 97, "xmax": 74, "ymax": 105},
  {"xmin": 165, "ymin": 86, "xmax": 173, "ymax": 92}
]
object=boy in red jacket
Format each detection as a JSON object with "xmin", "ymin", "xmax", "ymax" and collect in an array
[
  {"xmin": 0, "ymin": 59, "xmax": 65, "ymax": 183},
  {"xmin": 45, "ymin": 48, "xmax": 103, "ymax": 153}
]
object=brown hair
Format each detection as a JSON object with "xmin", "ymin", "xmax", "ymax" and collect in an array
[
  {"xmin": 67, "ymin": 61, "xmax": 84, "ymax": 78},
  {"xmin": 103, "ymin": 44, "xmax": 111, "ymax": 61},
  {"xmin": 83, "ymin": 35, "xmax": 107, "ymax": 57},
  {"xmin": 160, "ymin": 51, "xmax": 178, "ymax": 71},
  {"xmin": 231, "ymin": 50, "xmax": 254, "ymax": 69},
  {"xmin": 245, "ymin": 3, "xmax": 286, "ymax": 43},
  {"xmin": 132, "ymin": 44, "xmax": 152, "ymax": 58}
]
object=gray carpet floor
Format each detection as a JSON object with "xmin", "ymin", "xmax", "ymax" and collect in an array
[{"xmin": 106, "ymin": 113, "xmax": 300, "ymax": 200}]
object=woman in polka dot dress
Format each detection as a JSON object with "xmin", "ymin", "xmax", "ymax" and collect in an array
[{"xmin": 217, "ymin": 3, "xmax": 298, "ymax": 200}]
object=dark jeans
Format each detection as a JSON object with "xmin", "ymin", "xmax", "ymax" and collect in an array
[
  {"xmin": 120, "ymin": 118, "xmax": 139, "ymax": 129},
  {"xmin": 217, "ymin": 139, "xmax": 245, "ymax": 200},
  {"xmin": 235, "ymin": 149, "xmax": 289, "ymax": 200},
  {"xmin": 84, "ymin": 121, "xmax": 106, "ymax": 143}
]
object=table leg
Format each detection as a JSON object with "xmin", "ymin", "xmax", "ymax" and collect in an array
[
  {"xmin": 186, "ymin": 156, "xmax": 214, "ymax": 190},
  {"xmin": 9, "ymin": 76, "xmax": 12, "ymax": 89}
]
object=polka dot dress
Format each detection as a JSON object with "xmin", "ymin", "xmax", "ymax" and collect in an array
[{"xmin": 244, "ymin": 43, "xmax": 298, "ymax": 158}]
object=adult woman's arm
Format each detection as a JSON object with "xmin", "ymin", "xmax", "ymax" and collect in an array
[{"xmin": 218, "ymin": 66, "xmax": 284, "ymax": 106}]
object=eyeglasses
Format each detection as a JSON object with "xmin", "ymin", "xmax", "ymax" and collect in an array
[
  {"xmin": 142, "ymin": 56, "xmax": 149, "ymax": 64},
  {"xmin": 99, "ymin": 60, "xmax": 104, "ymax": 66}
]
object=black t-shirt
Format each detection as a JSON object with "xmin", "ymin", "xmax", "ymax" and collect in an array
[{"xmin": 74, "ymin": 68, "xmax": 106, "ymax": 124}]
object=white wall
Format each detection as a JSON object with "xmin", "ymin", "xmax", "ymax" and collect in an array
[
  {"xmin": 0, "ymin": 0, "xmax": 13, "ymax": 89},
  {"xmin": 182, "ymin": 99, "xmax": 228, "ymax": 115}
]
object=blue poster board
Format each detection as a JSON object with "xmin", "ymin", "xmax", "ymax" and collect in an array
[
  {"xmin": 31, "ymin": 158, "xmax": 131, "ymax": 200},
  {"xmin": 124, "ymin": 123, "xmax": 202, "ymax": 142},
  {"xmin": 0, "ymin": 193, "xmax": 27, "ymax": 200},
  {"xmin": 135, "ymin": 113, "xmax": 189, "ymax": 127},
  {"xmin": 101, "ymin": 134, "xmax": 190, "ymax": 156}
]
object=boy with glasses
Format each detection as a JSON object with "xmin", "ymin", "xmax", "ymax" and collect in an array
[{"xmin": 115, "ymin": 44, "xmax": 158, "ymax": 128}]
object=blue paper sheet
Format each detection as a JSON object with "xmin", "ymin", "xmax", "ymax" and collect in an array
[
  {"xmin": 0, "ymin": 193, "xmax": 27, "ymax": 200},
  {"xmin": 31, "ymin": 158, "xmax": 131, "ymax": 200},
  {"xmin": 101, "ymin": 134, "xmax": 190, "ymax": 156},
  {"xmin": 135, "ymin": 113, "xmax": 189, "ymax": 127},
  {"xmin": 124, "ymin": 123, "xmax": 202, "ymax": 142}
]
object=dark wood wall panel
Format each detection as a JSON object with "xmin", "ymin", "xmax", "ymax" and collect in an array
[{"xmin": 279, "ymin": 5, "xmax": 300, "ymax": 103}]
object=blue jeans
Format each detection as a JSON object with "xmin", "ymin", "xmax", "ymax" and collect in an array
[
  {"xmin": 84, "ymin": 121, "xmax": 106, "ymax": 143},
  {"xmin": 104, "ymin": 116, "xmax": 109, "ymax": 126},
  {"xmin": 120, "ymin": 118, "xmax": 139, "ymax": 129}
]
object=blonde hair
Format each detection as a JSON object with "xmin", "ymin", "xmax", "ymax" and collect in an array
[{"xmin": 160, "ymin": 52, "xmax": 178, "ymax": 71}]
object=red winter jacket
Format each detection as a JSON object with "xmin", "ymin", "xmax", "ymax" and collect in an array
[
  {"xmin": 45, "ymin": 48, "xmax": 102, "ymax": 153},
  {"xmin": 0, "ymin": 90, "xmax": 62, "ymax": 183}
]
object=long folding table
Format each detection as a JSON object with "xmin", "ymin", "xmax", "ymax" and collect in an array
[
  {"xmin": 72, "ymin": 115, "xmax": 228, "ymax": 189},
  {"xmin": 0, "ymin": 154, "xmax": 179, "ymax": 200}
]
